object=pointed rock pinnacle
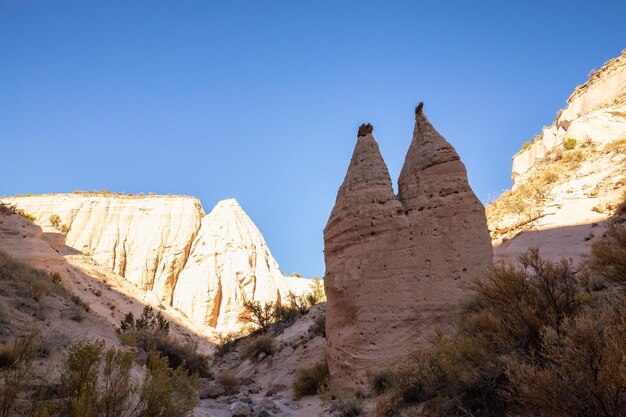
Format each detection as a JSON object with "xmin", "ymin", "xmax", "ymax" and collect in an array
[{"xmin": 357, "ymin": 123, "xmax": 374, "ymax": 137}]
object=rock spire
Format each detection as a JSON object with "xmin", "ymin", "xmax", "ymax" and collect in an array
[{"xmin": 323, "ymin": 104, "xmax": 493, "ymax": 392}]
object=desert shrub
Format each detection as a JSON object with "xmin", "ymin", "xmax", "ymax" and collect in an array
[
  {"xmin": 292, "ymin": 361, "xmax": 329, "ymax": 400},
  {"xmin": 117, "ymin": 306, "xmax": 209, "ymax": 377},
  {"xmin": 306, "ymin": 277, "xmax": 326, "ymax": 306},
  {"xmin": 49, "ymin": 214, "xmax": 61, "ymax": 228},
  {"xmin": 36, "ymin": 332, "xmax": 69, "ymax": 358},
  {"xmin": 50, "ymin": 271, "xmax": 62, "ymax": 284},
  {"xmin": 4, "ymin": 205, "xmax": 37, "ymax": 222},
  {"xmin": 31, "ymin": 279, "xmax": 50, "ymax": 301},
  {"xmin": 215, "ymin": 370, "xmax": 240, "ymax": 394},
  {"xmin": 603, "ymin": 138, "xmax": 626, "ymax": 154},
  {"xmin": 563, "ymin": 138, "xmax": 577, "ymax": 150},
  {"xmin": 371, "ymin": 371, "xmax": 393, "ymax": 395},
  {"xmin": 57, "ymin": 341, "xmax": 198, "ymax": 417},
  {"xmin": 469, "ymin": 248, "xmax": 583, "ymax": 355},
  {"xmin": 561, "ymin": 148, "xmax": 585, "ymax": 163},
  {"xmin": 60, "ymin": 224, "xmax": 71, "ymax": 235},
  {"xmin": 274, "ymin": 304, "xmax": 301, "ymax": 325},
  {"xmin": 376, "ymin": 243, "xmax": 626, "ymax": 417},
  {"xmin": 589, "ymin": 222, "xmax": 626, "ymax": 286},
  {"xmin": 309, "ymin": 312, "xmax": 326, "ymax": 338},
  {"xmin": 0, "ymin": 334, "xmax": 36, "ymax": 417},
  {"xmin": 506, "ymin": 302, "xmax": 626, "ymax": 417},
  {"xmin": 287, "ymin": 292, "xmax": 309, "ymax": 314},
  {"xmin": 520, "ymin": 141, "xmax": 531, "ymax": 151},
  {"xmin": 242, "ymin": 299, "xmax": 277, "ymax": 332},
  {"xmin": 58, "ymin": 340, "xmax": 103, "ymax": 415},
  {"xmin": 239, "ymin": 333, "xmax": 275, "ymax": 362},
  {"xmin": 214, "ymin": 331, "xmax": 246, "ymax": 358},
  {"xmin": 137, "ymin": 352, "xmax": 199, "ymax": 417},
  {"xmin": 335, "ymin": 396, "xmax": 363, "ymax": 417}
]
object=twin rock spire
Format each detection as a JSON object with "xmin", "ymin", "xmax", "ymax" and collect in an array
[{"xmin": 323, "ymin": 103, "xmax": 493, "ymax": 392}]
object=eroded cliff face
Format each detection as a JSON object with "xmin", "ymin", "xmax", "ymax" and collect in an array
[
  {"xmin": 489, "ymin": 50, "xmax": 626, "ymax": 263},
  {"xmin": 324, "ymin": 106, "xmax": 493, "ymax": 392},
  {"xmin": 512, "ymin": 51, "xmax": 626, "ymax": 182},
  {"xmin": 173, "ymin": 199, "xmax": 306, "ymax": 332},
  {"xmin": 1, "ymin": 194, "xmax": 308, "ymax": 331}
]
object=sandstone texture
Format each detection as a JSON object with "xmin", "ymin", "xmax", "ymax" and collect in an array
[
  {"xmin": 489, "ymin": 50, "xmax": 626, "ymax": 263},
  {"xmin": 1, "ymin": 194, "xmax": 309, "ymax": 331},
  {"xmin": 512, "ymin": 51, "xmax": 626, "ymax": 182},
  {"xmin": 323, "ymin": 108, "xmax": 493, "ymax": 391},
  {"xmin": 172, "ymin": 198, "xmax": 308, "ymax": 331}
]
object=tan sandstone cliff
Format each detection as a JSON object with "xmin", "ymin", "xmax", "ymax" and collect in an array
[
  {"xmin": 324, "ymin": 106, "xmax": 493, "ymax": 392},
  {"xmin": 489, "ymin": 49, "xmax": 626, "ymax": 263},
  {"xmin": 0, "ymin": 193, "xmax": 309, "ymax": 331}
]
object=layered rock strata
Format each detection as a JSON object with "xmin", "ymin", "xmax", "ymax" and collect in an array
[
  {"xmin": 1, "ymin": 194, "xmax": 308, "ymax": 331},
  {"xmin": 512, "ymin": 50, "xmax": 626, "ymax": 183},
  {"xmin": 324, "ymin": 105, "xmax": 493, "ymax": 391},
  {"xmin": 490, "ymin": 50, "xmax": 626, "ymax": 263}
]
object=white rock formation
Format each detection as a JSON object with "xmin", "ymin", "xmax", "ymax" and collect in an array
[
  {"xmin": 0, "ymin": 193, "xmax": 309, "ymax": 331},
  {"xmin": 490, "ymin": 50, "xmax": 626, "ymax": 264},
  {"xmin": 512, "ymin": 51, "xmax": 626, "ymax": 183},
  {"xmin": 172, "ymin": 199, "xmax": 307, "ymax": 331}
]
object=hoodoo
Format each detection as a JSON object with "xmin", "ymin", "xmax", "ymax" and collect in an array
[{"xmin": 324, "ymin": 104, "xmax": 493, "ymax": 391}]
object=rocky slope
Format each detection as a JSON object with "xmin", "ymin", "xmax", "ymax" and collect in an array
[
  {"xmin": 323, "ymin": 106, "xmax": 493, "ymax": 392},
  {"xmin": 0, "ymin": 193, "xmax": 309, "ymax": 332},
  {"xmin": 489, "ymin": 50, "xmax": 626, "ymax": 263}
]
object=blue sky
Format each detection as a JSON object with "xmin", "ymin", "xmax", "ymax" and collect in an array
[{"xmin": 2, "ymin": 1, "xmax": 625, "ymax": 278}]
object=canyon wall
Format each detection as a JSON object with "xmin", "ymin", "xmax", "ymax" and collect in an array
[
  {"xmin": 1, "ymin": 194, "xmax": 308, "ymax": 331},
  {"xmin": 323, "ymin": 106, "xmax": 493, "ymax": 392},
  {"xmin": 512, "ymin": 50, "xmax": 626, "ymax": 184},
  {"xmin": 489, "ymin": 49, "xmax": 626, "ymax": 263}
]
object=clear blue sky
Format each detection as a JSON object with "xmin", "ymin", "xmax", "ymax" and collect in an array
[{"xmin": 2, "ymin": 1, "xmax": 625, "ymax": 278}]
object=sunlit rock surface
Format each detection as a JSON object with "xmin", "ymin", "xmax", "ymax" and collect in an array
[
  {"xmin": 323, "ymin": 107, "xmax": 493, "ymax": 392},
  {"xmin": 1, "ymin": 194, "xmax": 309, "ymax": 331}
]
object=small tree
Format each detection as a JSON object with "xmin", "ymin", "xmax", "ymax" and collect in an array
[
  {"xmin": 306, "ymin": 277, "xmax": 326, "ymax": 306},
  {"xmin": 242, "ymin": 299, "xmax": 276, "ymax": 332}
]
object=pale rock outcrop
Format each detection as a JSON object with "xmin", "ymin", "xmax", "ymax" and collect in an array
[
  {"xmin": 490, "ymin": 50, "xmax": 626, "ymax": 264},
  {"xmin": 512, "ymin": 50, "xmax": 626, "ymax": 183},
  {"xmin": 173, "ymin": 199, "xmax": 303, "ymax": 331},
  {"xmin": 324, "ymin": 106, "xmax": 492, "ymax": 392},
  {"xmin": 1, "ymin": 194, "xmax": 309, "ymax": 331},
  {"xmin": 1, "ymin": 194, "xmax": 203, "ymax": 304}
]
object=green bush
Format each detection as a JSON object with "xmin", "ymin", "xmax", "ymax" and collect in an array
[
  {"xmin": 306, "ymin": 277, "xmax": 326, "ymax": 306},
  {"xmin": 117, "ymin": 306, "xmax": 210, "ymax": 377},
  {"xmin": 563, "ymin": 138, "xmax": 577, "ymax": 150},
  {"xmin": 57, "ymin": 341, "xmax": 198, "ymax": 417},
  {"xmin": 292, "ymin": 362, "xmax": 329, "ymax": 400},
  {"xmin": 49, "ymin": 214, "xmax": 61, "ymax": 228}
]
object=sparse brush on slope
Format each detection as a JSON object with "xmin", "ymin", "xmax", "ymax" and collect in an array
[
  {"xmin": 373, "ymin": 241, "xmax": 626, "ymax": 417},
  {"xmin": 1, "ymin": 338, "xmax": 199, "ymax": 417},
  {"xmin": 292, "ymin": 361, "xmax": 329, "ymax": 400},
  {"xmin": 117, "ymin": 306, "xmax": 211, "ymax": 377}
]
